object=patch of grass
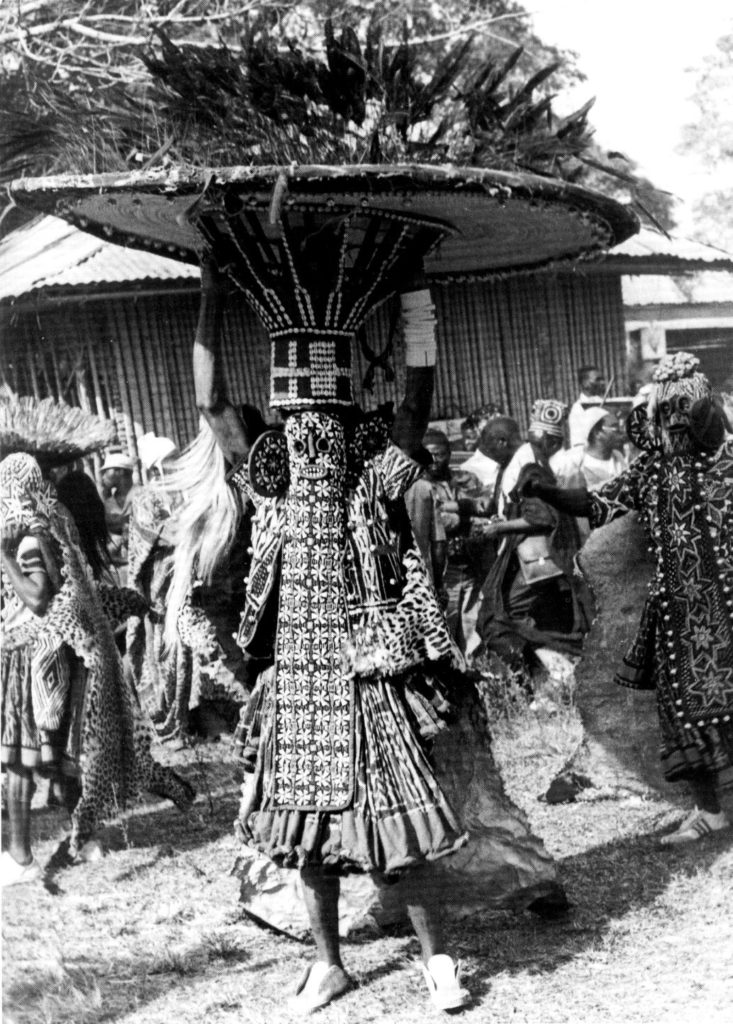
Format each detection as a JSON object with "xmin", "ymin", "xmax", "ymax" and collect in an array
[
  {"xmin": 146, "ymin": 945, "xmax": 207, "ymax": 977},
  {"xmin": 4, "ymin": 716, "xmax": 733, "ymax": 1024},
  {"xmin": 6, "ymin": 964, "xmax": 103, "ymax": 1024},
  {"xmin": 202, "ymin": 929, "xmax": 249, "ymax": 963}
]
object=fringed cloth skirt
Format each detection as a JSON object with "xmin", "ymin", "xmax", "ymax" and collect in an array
[
  {"xmin": 657, "ymin": 684, "xmax": 733, "ymax": 791},
  {"xmin": 618, "ymin": 602, "xmax": 733, "ymax": 791},
  {"xmin": 1, "ymin": 623, "xmax": 85, "ymax": 777},
  {"xmin": 234, "ymin": 666, "xmax": 468, "ymax": 877}
]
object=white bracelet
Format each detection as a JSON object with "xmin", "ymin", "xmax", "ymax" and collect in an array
[{"xmin": 401, "ymin": 288, "xmax": 437, "ymax": 367}]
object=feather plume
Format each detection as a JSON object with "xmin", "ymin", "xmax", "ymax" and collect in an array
[{"xmin": 0, "ymin": 395, "xmax": 115, "ymax": 466}]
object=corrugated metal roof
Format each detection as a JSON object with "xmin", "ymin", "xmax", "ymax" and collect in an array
[
  {"xmin": 4, "ymin": 218, "xmax": 732, "ymax": 308},
  {"xmin": 0, "ymin": 215, "xmax": 197, "ymax": 303},
  {"xmin": 611, "ymin": 226, "xmax": 733, "ymax": 266},
  {"xmin": 623, "ymin": 271, "xmax": 733, "ymax": 306}
]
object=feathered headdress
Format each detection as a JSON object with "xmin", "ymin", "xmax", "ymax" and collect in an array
[
  {"xmin": 648, "ymin": 351, "xmax": 711, "ymax": 415},
  {"xmin": 0, "ymin": 394, "xmax": 115, "ymax": 467}
]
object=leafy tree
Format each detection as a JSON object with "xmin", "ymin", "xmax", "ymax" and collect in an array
[
  {"xmin": 0, "ymin": 0, "xmax": 667, "ymax": 229},
  {"xmin": 578, "ymin": 147, "xmax": 676, "ymax": 232},
  {"xmin": 678, "ymin": 31, "xmax": 733, "ymax": 250}
]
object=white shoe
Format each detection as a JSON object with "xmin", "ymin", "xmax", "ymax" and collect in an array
[
  {"xmin": 0, "ymin": 851, "xmax": 42, "ymax": 887},
  {"xmin": 660, "ymin": 807, "xmax": 730, "ymax": 846},
  {"xmin": 422, "ymin": 954, "xmax": 471, "ymax": 1011},
  {"xmin": 78, "ymin": 839, "xmax": 104, "ymax": 863},
  {"xmin": 287, "ymin": 961, "xmax": 352, "ymax": 1015}
]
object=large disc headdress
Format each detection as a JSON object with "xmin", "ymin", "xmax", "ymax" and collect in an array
[{"xmin": 9, "ymin": 164, "xmax": 638, "ymax": 412}]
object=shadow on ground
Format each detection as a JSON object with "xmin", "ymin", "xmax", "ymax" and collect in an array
[{"xmin": 451, "ymin": 819, "xmax": 732, "ymax": 999}]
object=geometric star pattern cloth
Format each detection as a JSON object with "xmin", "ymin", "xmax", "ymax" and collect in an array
[{"xmin": 589, "ymin": 441, "xmax": 733, "ymax": 728}]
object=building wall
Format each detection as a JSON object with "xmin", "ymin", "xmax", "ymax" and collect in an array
[
  {"xmin": 1, "ymin": 272, "xmax": 627, "ymax": 452},
  {"xmin": 625, "ymin": 303, "xmax": 733, "ymax": 392}
]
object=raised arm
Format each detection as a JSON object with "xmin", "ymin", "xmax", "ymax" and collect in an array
[
  {"xmin": 1, "ymin": 533, "xmax": 53, "ymax": 616},
  {"xmin": 392, "ymin": 287, "xmax": 437, "ymax": 460},
  {"xmin": 194, "ymin": 256, "xmax": 252, "ymax": 466},
  {"xmin": 521, "ymin": 477, "xmax": 594, "ymax": 518}
]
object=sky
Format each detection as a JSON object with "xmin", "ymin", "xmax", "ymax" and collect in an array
[{"xmin": 525, "ymin": 0, "xmax": 732, "ymax": 233}]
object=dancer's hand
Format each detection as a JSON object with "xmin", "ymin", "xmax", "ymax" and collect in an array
[
  {"xmin": 690, "ymin": 396, "xmax": 729, "ymax": 452},
  {"xmin": 200, "ymin": 252, "xmax": 226, "ymax": 294},
  {"xmin": 235, "ymin": 772, "xmax": 258, "ymax": 843}
]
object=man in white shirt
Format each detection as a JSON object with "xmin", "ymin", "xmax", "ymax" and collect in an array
[
  {"xmin": 556, "ymin": 408, "xmax": 627, "ymax": 491},
  {"xmin": 554, "ymin": 407, "xmax": 627, "ymax": 543},
  {"xmin": 568, "ymin": 365, "xmax": 606, "ymax": 447},
  {"xmin": 460, "ymin": 416, "xmax": 521, "ymax": 493}
]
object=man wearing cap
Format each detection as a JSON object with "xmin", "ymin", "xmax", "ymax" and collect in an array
[
  {"xmin": 568, "ymin": 364, "xmax": 606, "ymax": 448},
  {"xmin": 100, "ymin": 451, "xmax": 138, "ymax": 578},
  {"xmin": 554, "ymin": 407, "xmax": 627, "ymax": 542},
  {"xmin": 477, "ymin": 399, "xmax": 591, "ymax": 671},
  {"xmin": 137, "ymin": 432, "xmax": 179, "ymax": 482}
]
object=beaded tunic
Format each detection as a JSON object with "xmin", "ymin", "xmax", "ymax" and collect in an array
[
  {"xmin": 231, "ymin": 420, "xmax": 460, "ymax": 816},
  {"xmin": 588, "ymin": 441, "xmax": 733, "ymax": 741}
]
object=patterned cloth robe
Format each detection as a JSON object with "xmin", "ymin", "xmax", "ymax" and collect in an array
[
  {"xmin": 588, "ymin": 438, "xmax": 733, "ymax": 786},
  {"xmin": 126, "ymin": 485, "xmax": 196, "ymax": 739},
  {"xmin": 1, "ymin": 454, "xmax": 192, "ymax": 854},
  {"xmin": 232, "ymin": 411, "xmax": 467, "ymax": 875}
]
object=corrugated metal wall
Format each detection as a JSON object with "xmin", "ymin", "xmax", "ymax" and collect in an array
[{"xmin": 1, "ymin": 271, "xmax": 626, "ymax": 450}]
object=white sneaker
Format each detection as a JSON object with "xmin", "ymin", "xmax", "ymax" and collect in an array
[
  {"xmin": 422, "ymin": 954, "xmax": 471, "ymax": 1011},
  {"xmin": 660, "ymin": 807, "xmax": 731, "ymax": 846},
  {"xmin": 0, "ymin": 851, "xmax": 42, "ymax": 887}
]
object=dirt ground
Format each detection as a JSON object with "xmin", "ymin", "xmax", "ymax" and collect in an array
[{"xmin": 2, "ymin": 705, "xmax": 732, "ymax": 1024}]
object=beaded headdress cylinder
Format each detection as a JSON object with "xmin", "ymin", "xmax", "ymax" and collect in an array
[
  {"xmin": 271, "ymin": 331, "xmax": 354, "ymax": 409},
  {"xmin": 529, "ymin": 398, "xmax": 567, "ymax": 438},
  {"xmin": 194, "ymin": 190, "xmax": 447, "ymax": 413}
]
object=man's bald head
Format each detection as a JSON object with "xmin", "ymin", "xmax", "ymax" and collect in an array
[{"xmin": 478, "ymin": 416, "xmax": 521, "ymax": 467}]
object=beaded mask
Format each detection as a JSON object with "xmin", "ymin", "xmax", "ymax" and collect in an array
[
  {"xmin": 651, "ymin": 353, "xmax": 711, "ymax": 454},
  {"xmin": 248, "ymin": 408, "xmax": 390, "ymax": 497},
  {"xmin": 284, "ymin": 411, "xmax": 346, "ymax": 488},
  {"xmin": 0, "ymin": 452, "xmax": 56, "ymax": 539}
]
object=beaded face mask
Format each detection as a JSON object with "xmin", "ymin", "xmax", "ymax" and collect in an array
[
  {"xmin": 655, "ymin": 375, "xmax": 710, "ymax": 455},
  {"xmin": 285, "ymin": 411, "xmax": 346, "ymax": 486},
  {"xmin": 0, "ymin": 452, "xmax": 56, "ymax": 537}
]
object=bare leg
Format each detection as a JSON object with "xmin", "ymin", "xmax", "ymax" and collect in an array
[
  {"xmin": 402, "ymin": 866, "xmax": 445, "ymax": 964},
  {"xmin": 300, "ymin": 866, "xmax": 342, "ymax": 967},
  {"xmin": 403, "ymin": 865, "xmax": 471, "ymax": 1010},
  {"xmin": 689, "ymin": 770, "xmax": 721, "ymax": 814},
  {"xmin": 6, "ymin": 765, "xmax": 34, "ymax": 865}
]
